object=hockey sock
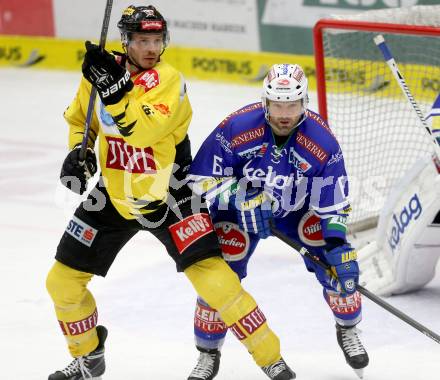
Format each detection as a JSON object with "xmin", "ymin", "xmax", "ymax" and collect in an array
[
  {"xmin": 46, "ymin": 261, "xmax": 99, "ymax": 357},
  {"xmin": 324, "ymin": 289, "xmax": 362, "ymax": 326},
  {"xmin": 185, "ymin": 257, "xmax": 281, "ymax": 367},
  {"xmin": 194, "ymin": 297, "xmax": 228, "ymax": 350}
]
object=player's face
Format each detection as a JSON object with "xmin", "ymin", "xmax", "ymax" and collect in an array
[
  {"xmin": 267, "ymin": 100, "xmax": 303, "ymax": 136},
  {"xmin": 127, "ymin": 32, "xmax": 163, "ymax": 70}
]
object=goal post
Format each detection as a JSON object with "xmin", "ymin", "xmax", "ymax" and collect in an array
[{"xmin": 313, "ymin": 6, "xmax": 440, "ymax": 232}]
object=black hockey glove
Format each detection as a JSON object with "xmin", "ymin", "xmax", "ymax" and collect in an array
[
  {"xmin": 60, "ymin": 146, "xmax": 97, "ymax": 195},
  {"xmin": 82, "ymin": 41, "xmax": 133, "ymax": 105}
]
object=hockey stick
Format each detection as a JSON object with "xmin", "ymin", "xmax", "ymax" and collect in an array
[
  {"xmin": 270, "ymin": 222, "xmax": 440, "ymax": 345},
  {"xmin": 79, "ymin": 0, "xmax": 114, "ymax": 162},
  {"xmin": 374, "ymin": 34, "xmax": 440, "ymax": 171}
]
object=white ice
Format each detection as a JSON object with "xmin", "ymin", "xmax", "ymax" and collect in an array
[{"xmin": 1, "ymin": 68, "xmax": 439, "ymax": 379}]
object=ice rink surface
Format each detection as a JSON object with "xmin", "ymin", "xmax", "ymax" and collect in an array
[{"xmin": 1, "ymin": 68, "xmax": 440, "ymax": 379}]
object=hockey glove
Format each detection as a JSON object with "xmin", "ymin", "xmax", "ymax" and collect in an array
[
  {"xmin": 319, "ymin": 244, "xmax": 359, "ymax": 295},
  {"xmin": 233, "ymin": 189, "xmax": 272, "ymax": 239},
  {"xmin": 60, "ymin": 146, "xmax": 97, "ymax": 195},
  {"xmin": 82, "ymin": 41, "xmax": 133, "ymax": 105}
]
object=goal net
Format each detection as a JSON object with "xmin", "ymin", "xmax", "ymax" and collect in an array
[{"xmin": 313, "ymin": 6, "xmax": 440, "ymax": 232}]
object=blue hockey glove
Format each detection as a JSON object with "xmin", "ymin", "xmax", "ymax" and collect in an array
[
  {"xmin": 315, "ymin": 244, "xmax": 359, "ymax": 295},
  {"xmin": 233, "ymin": 190, "xmax": 272, "ymax": 239}
]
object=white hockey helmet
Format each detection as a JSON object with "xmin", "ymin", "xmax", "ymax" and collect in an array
[{"xmin": 262, "ymin": 64, "xmax": 308, "ymax": 119}]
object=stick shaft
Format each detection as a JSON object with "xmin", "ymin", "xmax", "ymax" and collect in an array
[
  {"xmin": 79, "ymin": 0, "xmax": 114, "ymax": 162},
  {"xmin": 374, "ymin": 34, "xmax": 440, "ymax": 166},
  {"xmin": 270, "ymin": 224, "xmax": 440, "ymax": 344}
]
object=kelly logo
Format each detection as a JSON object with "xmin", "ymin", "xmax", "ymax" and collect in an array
[
  {"xmin": 388, "ymin": 193, "xmax": 422, "ymax": 251},
  {"xmin": 169, "ymin": 213, "xmax": 214, "ymax": 253}
]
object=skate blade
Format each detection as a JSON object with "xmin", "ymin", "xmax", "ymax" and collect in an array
[{"xmin": 353, "ymin": 368, "xmax": 364, "ymax": 379}]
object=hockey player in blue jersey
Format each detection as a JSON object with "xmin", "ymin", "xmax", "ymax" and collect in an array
[{"xmin": 186, "ymin": 64, "xmax": 369, "ymax": 380}]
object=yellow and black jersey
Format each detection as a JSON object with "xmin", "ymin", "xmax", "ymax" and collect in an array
[{"xmin": 64, "ymin": 59, "xmax": 192, "ymax": 219}]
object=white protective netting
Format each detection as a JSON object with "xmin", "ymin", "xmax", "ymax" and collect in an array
[{"xmin": 318, "ymin": 6, "xmax": 440, "ymax": 232}]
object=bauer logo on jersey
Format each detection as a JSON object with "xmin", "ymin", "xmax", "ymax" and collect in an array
[
  {"xmin": 388, "ymin": 193, "xmax": 422, "ymax": 251},
  {"xmin": 215, "ymin": 222, "xmax": 249, "ymax": 261},
  {"xmin": 168, "ymin": 213, "xmax": 214, "ymax": 254},
  {"xmin": 134, "ymin": 69, "xmax": 160, "ymax": 92},
  {"xmin": 65, "ymin": 216, "xmax": 98, "ymax": 247},
  {"xmin": 106, "ymin": 136, "xmax": 157, "ymax": 173},
  {"xmin": 298, "ymin": 211, "xmax": 326, "ymax": 247}
]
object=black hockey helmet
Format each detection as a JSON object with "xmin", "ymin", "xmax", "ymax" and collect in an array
[{"xmin": 117, "ymin": 5, "xmax": 169, "ymax": 48}]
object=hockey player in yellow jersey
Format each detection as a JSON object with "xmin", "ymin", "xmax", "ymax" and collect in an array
[{"xmin": 46, "ymin": 5, "xmax": 293, "ymax": 380}]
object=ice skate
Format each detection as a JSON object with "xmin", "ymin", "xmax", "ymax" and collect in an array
[
  {"xmin": 187, "ymin": 346, "xmax": 221, "ymax": 380},
  {"xmin": 48, "ymin": 325, "xmax": 107, "ymax": 380},
  {"xmin": 336, "ymin": 324, "xmax": 369, "ymax": 379},
  {"xmin": 261, "ymin": 357, "xmax": 296, "ymax": 380}
]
